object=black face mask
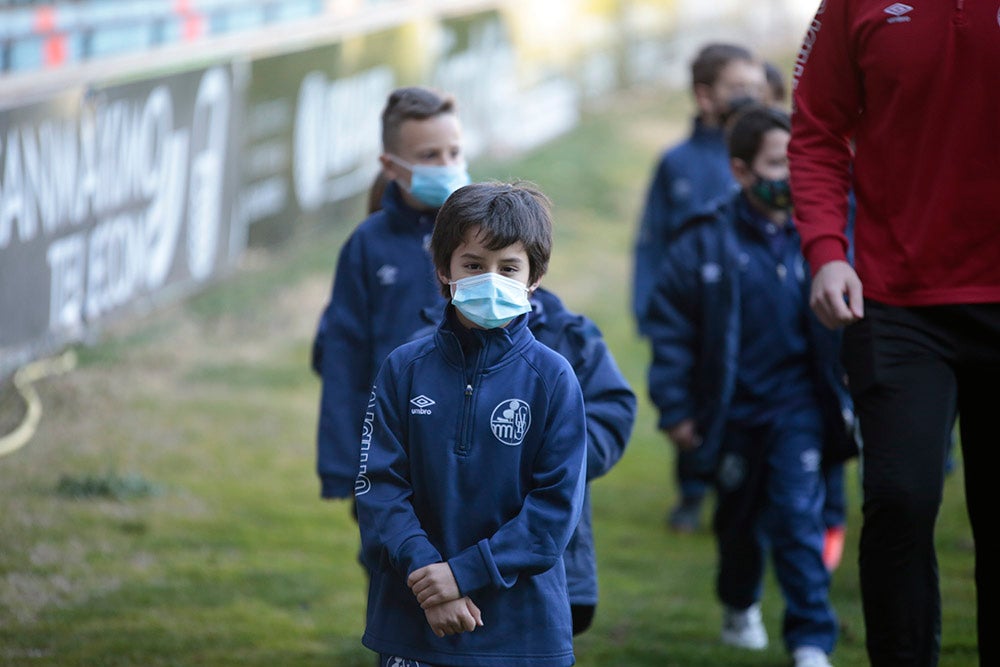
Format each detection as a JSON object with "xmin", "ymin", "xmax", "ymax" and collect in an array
[
  {"xmin": 750, "ymin": 173, "xmax": 793, "ymax": 212},
  {"xmin": 720, "ymin": 95, "xmax": 758, "ymax": 125}
]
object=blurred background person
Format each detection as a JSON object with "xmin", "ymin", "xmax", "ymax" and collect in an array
[
  {"xmin": 632, "ymin": 42, "xmax": 766, "ymax": 534},
  {"xmin": 645, "ymin": 105, "xmax": 856, "ymax": 667}
]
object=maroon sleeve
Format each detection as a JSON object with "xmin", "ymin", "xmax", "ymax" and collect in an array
[{"xmin": 789, "ymin": 0, "xmax": 859, "ymax": 273}]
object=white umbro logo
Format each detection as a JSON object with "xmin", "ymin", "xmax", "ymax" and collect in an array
[
  {"xmin": 410, "ymin": 395, "xmax": 435, "ymax": 408},
  {"xmin": 377, "ymin": 264, "xmax": 399, "ymax": 285},
  {"xmin": 410, "ymin": 395, "xmax": 435, "ymax": 415},
  {"xmin": 884, "ymin": 3, "xmax": 913, "ymax": 22}
]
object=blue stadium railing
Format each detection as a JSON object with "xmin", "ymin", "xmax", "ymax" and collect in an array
[{"xmin": 0, "ymin": 0, "xmax": 327, "ymax": 74}]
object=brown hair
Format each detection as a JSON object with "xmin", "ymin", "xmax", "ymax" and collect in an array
[
  {"xmin": 431, "ymin": 181, "xmax": 552, "ymax": 298},
  {"xmin": 691, "ymin": 43, "xmax": 755, "ymax": 88},
  {"xmin": 381, "ymin": 86, "xmax": 456, "ymax": 153},
  {"xmin": 727, "ymin": 104, "xmax": 790, "ymax": 164}
]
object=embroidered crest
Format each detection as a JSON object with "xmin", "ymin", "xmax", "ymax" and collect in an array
[{"xmin": 490, "ymin": 399, "xmax": 531, "ymax": 446}]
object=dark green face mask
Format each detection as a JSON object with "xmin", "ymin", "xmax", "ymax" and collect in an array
[{"xmin": 750, "ymin": 173, "xmax": 793, "ymax": 211}]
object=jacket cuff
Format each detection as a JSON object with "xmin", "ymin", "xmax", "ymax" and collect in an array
[
  {"xmin": 448, "ymin": 540, "xmax": 499, "ymax": 596},
  {"xmin": 657, "ymin": 405, "xmax": 694, "ymax": 432},
  {"xmin": 395, "ymin": 535, "xmax": 442, "ymax": 578},
  {"xmin": 805, "ymin": 237, "xmax": 849, "ymax": 276}
]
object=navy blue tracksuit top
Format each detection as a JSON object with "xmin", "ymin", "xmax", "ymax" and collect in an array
[
  {"xmin": 644, "ymin": 194, "xmax": 857, "ymax": 478},
  {"xmin": 312, "ymin": 180, "xmax": 445, "ymax": 498},
  {"xmin": 633, "ymin": 118, "xmax": 737, "ymax": 334},
  {"xmin": 356, "ymin": 308, "xmax": 587, "ymax": 667},
  {"xmin": 415, "ymin": 288, "xmax": 637, "ymax": 607}
]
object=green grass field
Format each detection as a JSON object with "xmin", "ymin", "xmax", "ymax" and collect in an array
[{"xmin": 0, "ymin": 89, "xmax": 978, "ymax": 666}]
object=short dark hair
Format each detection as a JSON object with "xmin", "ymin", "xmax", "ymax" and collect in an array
[
  {"xmin": 431, "ymin": 181, "xmax": 552, "ymax": 298},
  {"xmin": 727, "ymin": 104, "xmax": 791, "ymax": 165},
  {"xmin": 764, "ymin": 61, "xmax": 787, "ymax": 104},
  {"xmin": 381, "ymin": 86, "xmax": 456, "ymax": 152},
  {"xmin": 691, "ymin": 43, "xmax": 755, "ymax": 88}
]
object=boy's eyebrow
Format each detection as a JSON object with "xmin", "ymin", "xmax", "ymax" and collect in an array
[{"xmin": 458, "ymin": 251, "xmax": 525, "ymax": 264}]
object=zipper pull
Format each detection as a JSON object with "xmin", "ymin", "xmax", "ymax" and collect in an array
[{"xmin": 465, "ymin": 384, "xmax": 473, "ymax": 397}]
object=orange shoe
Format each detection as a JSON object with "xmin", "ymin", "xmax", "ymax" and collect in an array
[{"xmin": 822, "ymin": 525, "xmax": 846, "ymax": 572}]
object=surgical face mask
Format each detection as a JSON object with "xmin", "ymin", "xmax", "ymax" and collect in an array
[
  {"xmin": 449, "ymin": 272, "xmax": 531, "ymax": 329},
  {"xmin": 388, "ymin": 155, "xmax": 470, "ymax": 208},
  {"xmin": 750, "ymin": 173, "xmax": 793, "ymax": 212}
]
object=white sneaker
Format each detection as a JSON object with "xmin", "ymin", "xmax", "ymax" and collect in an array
[
  {"xmin": 720, "ymin": 603, "xmax": 768, "ymax": 650},
  {"xmin": 793, "ymin": 645, "xmax": 833, "ymax": 667}
]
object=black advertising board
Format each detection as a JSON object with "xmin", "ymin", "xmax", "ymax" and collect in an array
[{"xmin": 0, "ymin": 65, "xmax": 240, "ymax": 377}]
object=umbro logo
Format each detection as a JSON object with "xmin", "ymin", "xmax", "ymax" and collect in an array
[
  {"xmin": 376, "ymin": 264, "xmax": 399, "ymax": 286},
  {"xmin": 410, "ymin": 395, "xmax": 435, "ymax": 415},
  {"xmin": 884, "ymin": 3, "xmax": 912, "ymax": 22}
]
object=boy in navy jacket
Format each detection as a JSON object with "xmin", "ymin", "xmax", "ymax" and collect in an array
[
  {"xmin": 312, "ymin": 87, "xmax": 469, "ymax": 500},
  {"xmin": 414, "ymin": 285, "xmax": 637, "ymax": 637},
  {"xmin": 633, "ymin": 42, "xmax": 766, "ymax": 533},
  {"xmin": 356, "ymin": 182, "xmax": 588, "ymax": 667},
  {"xmin": 645, "ymin": 106, "xmax": 856, "ymax": 667}
]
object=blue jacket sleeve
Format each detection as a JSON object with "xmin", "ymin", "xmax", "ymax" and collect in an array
[
  {"xmin": 644, "ymin": 238, "xmax": 703, "ymax": 431},
  {"xmin": 355, "ymin": 359, "xmax": 443, "ymax": 579},
  {"xmin": 447, "ymin": 365, "xmax": 588, "ymax": 596},
  {"xmin": 316, "ymin": 231, "xmax": 376, "ymax": 498},
  {"xmin": 633, "ymin": 154, "xmax": 677, "ymax": 333},
  {"xmin": 556, "ymin": 318, "xmax": 637, "ymax": 481}
]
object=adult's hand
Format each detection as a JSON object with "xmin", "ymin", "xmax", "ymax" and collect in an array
[{"xmin": 810, "ymin": 260, "xmax": 864, "ymax": 329}]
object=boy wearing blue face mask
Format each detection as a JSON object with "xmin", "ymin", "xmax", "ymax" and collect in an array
[
  {"xmin": 355, "ymin": 181, "xmax": 588, "ymax": 667},
  {"xmin": 312, "ymin": 86, "xmax": 471, "ymax": 503},
  {"xmin": 644, "ymin": 106, "xmax": 857, "ymax": 667}
]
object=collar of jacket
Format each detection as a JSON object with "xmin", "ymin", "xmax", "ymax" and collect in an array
[
  {"xmin": 434, "ymin": 304, "xmax": 534, "ymax": 370},
  {"xmin": 690, "ymin": 116, "xmax": 726, "ymax": 144},
  {"xmin": 735, "ymin": 192, "xmax": 798, "ymax": 239},
  {"xmin": 380, "ymin": 180, "xmax": 438, "ymax": 233},
  {"xmin": 528, "ymin": 289, "xmax": 551, "ymax": 330}
]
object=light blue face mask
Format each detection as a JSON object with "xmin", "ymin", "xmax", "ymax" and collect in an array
[
  {"xmin": 388, "ymin": 155, "xmax": 470, "ymax": 208},
  {"xmin": 450, "ymin": 272, "xmax": 532, "ymax": 329}
]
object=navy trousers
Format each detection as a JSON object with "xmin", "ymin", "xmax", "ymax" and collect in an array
[{"xmin": 714, "ymin": 405, "xmax": 837, "ymax": 653}]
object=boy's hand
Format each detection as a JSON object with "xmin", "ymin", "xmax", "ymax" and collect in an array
[
  {"xmin": 408, "ymin": 562, "xmax": 461, "ymax": 609},
  {"xmin": 665, "ymin": 419, "xmax": 701, "ymax": 451},
  {"xmin": 423, "ymin": 597, "xmax": 484, "ymax": 637}
]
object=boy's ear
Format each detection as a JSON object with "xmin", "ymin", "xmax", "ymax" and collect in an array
[
  {"xmin": 379, "ymin": 153, "xmax": 404, "ymax": 182},
  {"xmin": 527, "ymin": 280, "xmax": 541, "ymax": 294},
  {"xmin": 437, "ymin": 270, "xmax": 452, "ymax": 290},
  {"xmin": 692, "ymin": 82, "xmax": 716, "ymax": 119},
  {"xmin": 730, "ymin": 157, "xmax": 753, "ymax": 187}
]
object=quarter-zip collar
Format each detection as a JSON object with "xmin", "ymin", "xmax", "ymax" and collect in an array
[{"xmin": 435, "ymin": 304, "xmax": 533, "ymax": 370}]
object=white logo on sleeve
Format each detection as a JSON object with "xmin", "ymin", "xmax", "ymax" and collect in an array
[
  {"xmin": 884, "ymin": 3, "xmax": 913, "ymax": 22},
  {"xmin": 410, "ymin": 395, "xmax": 435, "ymax": 415},
  {"xmin": 490, "ymin": 399, "xmax": 531, "ymax": 446},
  {"xmin": 377, "ymin": 264, "xmax": 399, "ymax": 285}
]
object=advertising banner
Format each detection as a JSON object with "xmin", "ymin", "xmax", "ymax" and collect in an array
[{"xmin": 0, "ymin": 65, "xmax": 240, "ymax": 377}]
